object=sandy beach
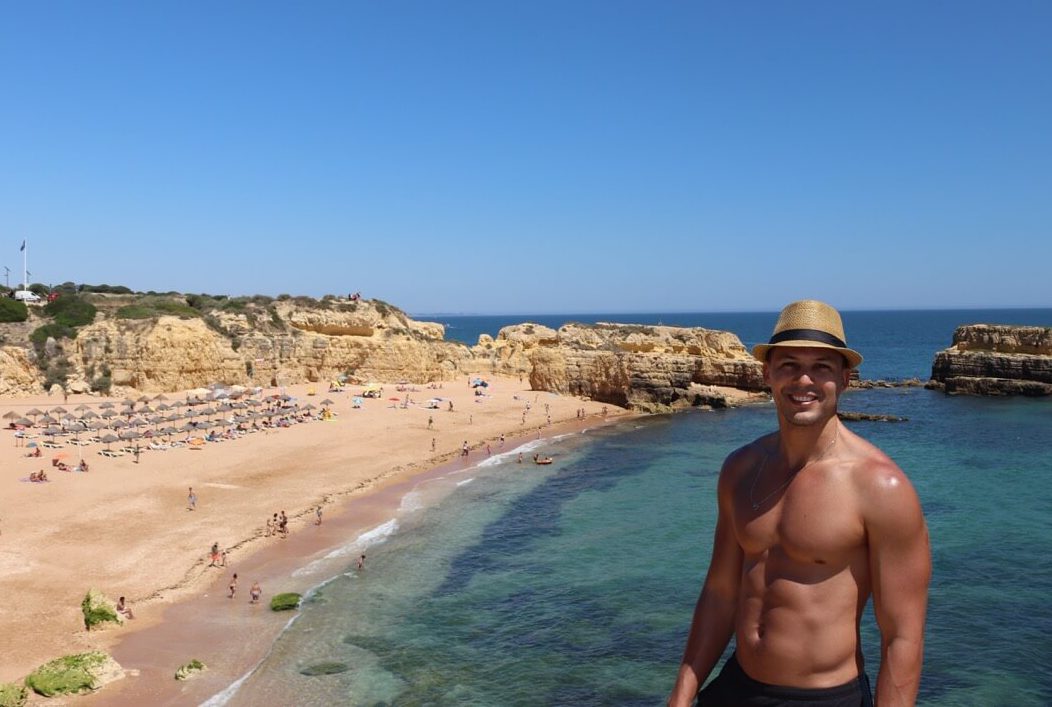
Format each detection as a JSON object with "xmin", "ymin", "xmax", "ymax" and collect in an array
[{"xmin": 0, "ymin": 374, "xmax": 626, "ymax": 702}]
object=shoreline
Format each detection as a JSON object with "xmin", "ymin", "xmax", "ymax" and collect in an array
[
  {"xmin": 0, "ymin": 376, "xmax": 631, "ymax": 701},
  {"xmin": 84, "ymin": 414, "xmax": 623, "ymax": 706}
]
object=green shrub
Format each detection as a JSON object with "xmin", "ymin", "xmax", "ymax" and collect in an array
[
  {"xmin": 115, "ymin": 299, "xmax": 201, "ymax": 320},
  {"xmin": 44, "ymin": 294, "xmax": 97, "ymax": 327},
  {"xmin": 114, "ymin": 305, "xmax": 155, "ymax": 320},
  {"xmin": 79, "ymin": 283, "xmax": 133, "ymax": 294},
  {"xmin": 91, "ymin": 376, "xmax": 112, "ymax": 395},
  {"xmin": 0, "ymin": 298, "xmax": 28, "ymax": 323},
  {"xmin": 30, "ymin": 323, "xmax": 76, "ymax": 346},
  {"xmin": 270, "ymin": 592, "xmax": 302, "ymax": 611},
  {"xmin": 24, "ymin": 652, "xmax": 112, "ymax": 697},
  {"xmin": 0, "ymin": 682, "xmax": 27, "ymax": 707}
]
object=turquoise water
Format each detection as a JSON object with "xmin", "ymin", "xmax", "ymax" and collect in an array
[{"xmin": 219, "ymin": 311, "xmax": 1052, "ymax": 706}]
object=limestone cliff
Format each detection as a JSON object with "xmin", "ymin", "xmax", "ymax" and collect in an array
[
  {"xmin": 0, "ymin": 298, "xmax": 764, "ymax": 408},
  {"xmin": 929, "ymin": 324, "xmax": 1052, "ymax": 396},
  {"xmin": 476, "ymin": 322, "xmax": 765, "ymax": 412}
]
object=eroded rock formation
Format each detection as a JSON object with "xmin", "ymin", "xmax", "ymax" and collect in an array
[
  {"xmin": 1, "ymin": 301, "xmax": 766, "ymax": 410},
  {"xmin": 475, "ymin": 322, "xmax": 766, "ymax": 412},
  {"xmin": 929, "ymin": 324, "xmax": 1052, "ymax": 396}
]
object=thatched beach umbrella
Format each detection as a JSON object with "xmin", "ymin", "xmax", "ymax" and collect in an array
[
  {"xmin": 98, "ymin": 402, "xmax": 114, "ymax": 409},
  {"xmin": 89, "ymin": 420, "xmax": 108, "ymax": 431},
  {"xmin": 25, "ymin": 408, "xmax": 43, "ymax": 418},
  {"xmin": 101, "ymin": 409, "xmax": 117, "ymax": 419},
  {"xmin": 320, "ymin": 399, "xmax": 335, "ymax": 406},
  {"xmin": 101, "ymin": 433, "xmax": 119, "ymax": 449},
  {"xmin": 15, "ymin": 417, "xmax": 34, "ymax": 427},
  {"xmin": 138, "ymin": 395, "xmax": 151, "ymax": 403},
  {"xmin": 39, "ymin": 415, "xmax": 58, "ymax": 426},
  {"xmin": 74, "ymin": 404, "xmax": 91, "ymax": 412},
  {"xmin": 112, "ymin": 419, "xmax": 128, "ymax": 429},
  {"xmin": 80, "ymin": 410, "xmax": 99, "ymax": 420},
  {"xmin": 50, "ymin": 406, "xmax": 68, "ymax": 415},
  {"xmin": 3, "ymin": 411, "xmax": 20, "ymax": 420}
]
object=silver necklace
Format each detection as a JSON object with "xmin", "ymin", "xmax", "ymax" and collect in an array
[{"xmin": 749, "ymin": 423, "xmax": 839, "ymax": 511}]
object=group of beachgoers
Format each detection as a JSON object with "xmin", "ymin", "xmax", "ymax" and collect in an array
[
  {"xmin": 265, "ymin": 511, "xmax": 289, "ymax": 538},
  {"xmin": 6, "ymin": 391, "xmax": 333, "ymax": 473}
]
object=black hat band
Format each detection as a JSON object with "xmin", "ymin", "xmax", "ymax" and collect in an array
[{"xmin": 768, "ymin": 328, "xmax": 847, "ymax": 349}]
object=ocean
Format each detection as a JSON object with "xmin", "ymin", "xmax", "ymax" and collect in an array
[{"xmin": 219, "ymin": 309, "xmax": 1052, "ymax": 706}]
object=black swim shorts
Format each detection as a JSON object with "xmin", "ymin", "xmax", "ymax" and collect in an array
[{"xmin": 696, "ymin": 653, "xmax": 873, "ymax": 707}]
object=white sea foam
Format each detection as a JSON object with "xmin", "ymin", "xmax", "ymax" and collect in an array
[
  {"xmin": 399, "ymin": 489, "xmax": 425, "ymax": 512},
  {"xmin": 291, "ymin": 519, "xmax": 398, "ymax": 578},
  {"xmin": 199, "ymin": 614, "xmax": 299, "ymax": 707},
  {"xmin": 456, "ymin": 477, "xmax": 475, "ymax": 487}
]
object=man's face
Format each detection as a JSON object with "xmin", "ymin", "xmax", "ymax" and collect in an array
[{"xmin": 763, "ymin": 346, "xmax": 851, "ymax": 427}]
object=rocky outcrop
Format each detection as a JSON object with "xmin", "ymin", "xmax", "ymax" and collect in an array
[
  {"xmin": 480, "ymin": 322, "xmax": 765, "ymax": 412},
  {"xmin": 0, "ymin": 301, "xmax": 765, "ymax": 408},
  {"xmin": 930, "ymin": 324, "xmax": 1052, "ymax": 396},
  {"xmin": 0, "ymin": 347, "xmax": 39, "ymax": 396}
]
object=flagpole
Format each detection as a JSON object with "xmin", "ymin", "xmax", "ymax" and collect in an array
[{"xmin": 22, "ymin": 239, "xmax": 27, "ymax": 291}]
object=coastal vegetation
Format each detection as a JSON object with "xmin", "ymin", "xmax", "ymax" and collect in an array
[
  {"xmin": 270, "ymin": 592, "xmax": 302, "ymax": 611},
  {"xmin": 0, "ymin": 299, "xmax": 28, "ymax": 323}
]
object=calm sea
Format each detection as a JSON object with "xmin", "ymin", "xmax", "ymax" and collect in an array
[{"xmin": 217, "ymin": 309, "xmax": 1052, "ymax": 706}]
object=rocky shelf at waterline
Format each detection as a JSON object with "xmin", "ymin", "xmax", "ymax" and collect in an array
[{"xmin": 929, "ymin": 324, "xmax": 1052, "ymax": 396}]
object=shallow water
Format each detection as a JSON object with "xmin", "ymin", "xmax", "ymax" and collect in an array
[{"xmin": 218, "ymin": 310, "xmax": 1052, "ymax": 706}]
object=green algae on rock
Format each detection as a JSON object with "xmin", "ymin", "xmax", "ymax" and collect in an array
[
  {"xmin": 24, "ymin": 652, "xmax": 123, "ymax": 697},
  {"xmin": 0, "ymin": 682, "xmax": 27, "ymax": 707},
  {"xmin": 270, "ymin": 592, "xmax": 302, "ymax": 611},
  {"xmin": 174, "ymin": 659, "xmax": 207, "ymax": 680},
  {"xmin": 81, "ymin": 589, "xmax": 121, "ymax": 630}
]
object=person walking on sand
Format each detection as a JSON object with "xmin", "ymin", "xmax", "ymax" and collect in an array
[
  {"xmin": 187, "ymin": 487, "xmax": 197, "ymax": 511},
  {"xmin": 357, "ymin": 554, "xmax": 366, "ymax": 570},
  {"xmin": 428, "ymin": 415, "xmax": 433, "ymax": 430},
  {"xmin": 209, "ymin": 542, "xmax": 221, "ymax": 567},
  {"xmin": 668, "ymin": 300, "xmax": 930, "ymax": 707},
  {"xmin": 279, "ymin": 511, "xmax": 288, "ymax": 538},
  {"xmin": 228, "ymin": 573, "xmax": 238, "ymax": 599},
  {"xmin": 315, "ymin": 506, "xmax": 323, "ymax": 525},
  {"xmin": 250, "ymin": 581, "xmax": 262, "ymax": 604}
]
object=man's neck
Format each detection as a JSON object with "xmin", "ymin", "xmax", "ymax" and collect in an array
[{"xmin": 777, "ymin": 415, "xmax": 840, "ymax": 470}]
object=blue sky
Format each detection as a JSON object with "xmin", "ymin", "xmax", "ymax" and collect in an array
[{"xmin": 2, "ymin": 2, "xmax": 1050, "ymax": 314}]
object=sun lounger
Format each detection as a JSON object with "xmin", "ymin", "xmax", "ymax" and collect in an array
[{"xmin": 98, "ymin": 449, "xmax": 124, "ymax": 457}]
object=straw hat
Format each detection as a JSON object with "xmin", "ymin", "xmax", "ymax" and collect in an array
[{"xmin": 752, "ymin": 300, "xmax": 863, "ymax": 369}]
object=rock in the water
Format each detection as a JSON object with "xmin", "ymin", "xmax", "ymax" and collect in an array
[
  {"xmin": 174, "ymin": 659, "xmax": 207, "ymax": 680},
  {"xmin": 300, "ymin": 661, "xmax": 350, "ymax": 676},
  {"xmin": 838, "ymin": 411, "xmax": 908, "ymax": 422},
  {"xmin": 270, "ymin": 592, "xmax": 302, "ymax": 611},
  {"xmin": 930, "ymin": 325, "xmax": 1052, "ymax": 396}
]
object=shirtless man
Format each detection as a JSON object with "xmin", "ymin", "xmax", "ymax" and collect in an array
[{"xmin": 669, "ymin": 300, "xmax": 930, "ymax": 707}]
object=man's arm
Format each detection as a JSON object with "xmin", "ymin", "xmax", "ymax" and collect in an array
[
  {"xmin": 668, "ymin": 459, "xmax": 745, "ymax": 706},
  {"xmin": 865, "ymin": 461, "xmax": 931, "ymax": 706}
]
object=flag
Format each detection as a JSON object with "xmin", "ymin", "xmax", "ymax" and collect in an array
[{"xmin": 20, "ymin": 240, "xmax": 25, "ymax": 252}]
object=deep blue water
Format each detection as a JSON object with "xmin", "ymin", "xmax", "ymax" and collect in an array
[{"xmin": 220, "ymin": 310, "xmax": 1052, "ymax": 706}]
